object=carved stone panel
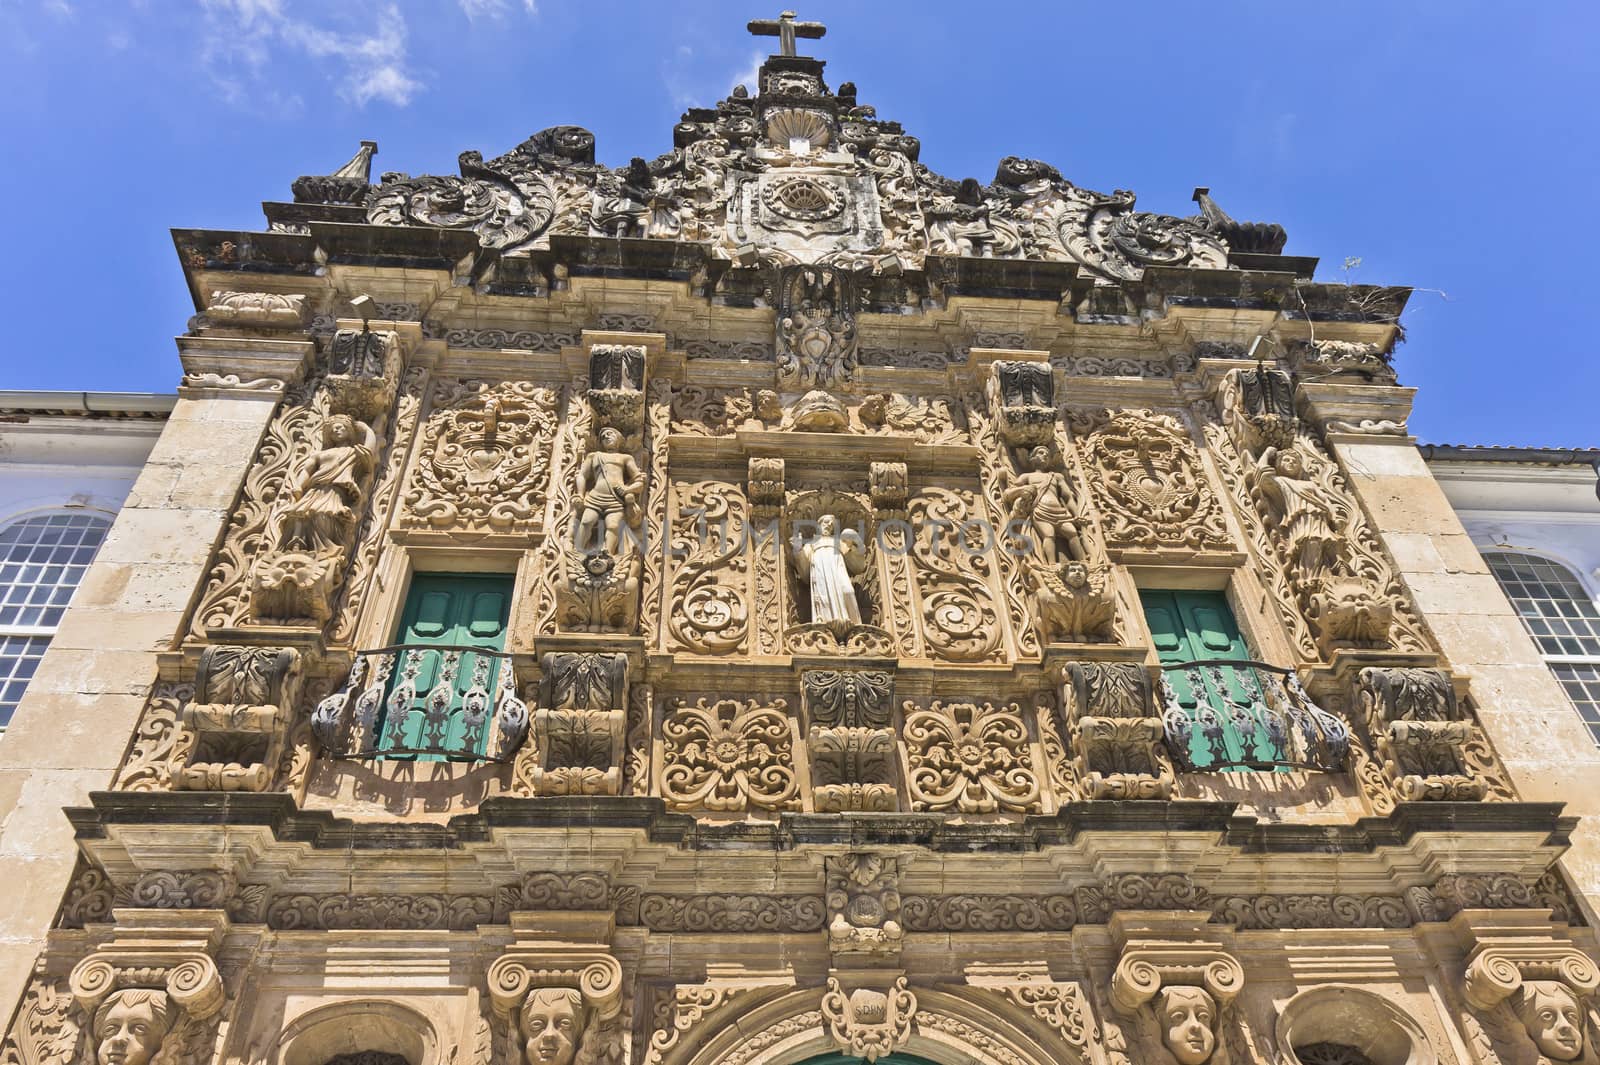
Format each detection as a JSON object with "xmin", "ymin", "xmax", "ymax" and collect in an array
[
  {"xmin": 402, "ymin": 379, "xmax": 558, "ymax": 533},
  {"xmin": 902, "ymin": 699, "xmax": 1041, "ymax": 813},
  {"xmin": 660, "ymin": 697, "xmax": 799, "ymax": 812},
  {"xmin": 169, "ymin": 645, "xmax": 301, "ymax": 792}
]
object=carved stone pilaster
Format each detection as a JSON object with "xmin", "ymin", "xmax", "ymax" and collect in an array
[
  {"xmin": 802, "ymin": 670, "xmax": 896, "ymax": 812},
  {"xmin": 824, "ymin": 853, "xmax": 903, "ymax": 960},
  {"xmin": 512, "ymin": 652, "xmax": 629, "ymax": 796},
  {"xmin": 486, "ymin": 913, "xmax": 624, "ymax": 1065},
  {"xmin": 1110, "ymin": 916, "xmax": 1244, "ymax": 1065},
  {"xmin": 1060, "ymin": 660, "xmax": 1173, "ymax": 800},
  {"xmin": 168, "ymin": 645, "xmax": 302, "ymax": 792},
  {"xmin": 1453, "ymin": 912, "xmax": 1600, "ymax": 1065}
]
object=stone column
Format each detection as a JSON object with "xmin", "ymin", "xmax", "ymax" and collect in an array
[
  {"xmin": 1304, "ymin": 381, "xmax": 1600, "ymax": 921},
  {"xmin": 0, "ymin": 341, "xmax": 307, "ymax": 1015}
]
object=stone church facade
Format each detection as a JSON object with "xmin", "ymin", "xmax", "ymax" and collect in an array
[{"xmin": 3, "ymin": 13, "xmax": 1598, "ymax": 1065}]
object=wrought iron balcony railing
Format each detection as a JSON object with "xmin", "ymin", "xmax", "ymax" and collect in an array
[
  {"xmin": 1158, "ymin": 659, "xmax": 1349, "ymax": 773},
  {"xmin": 312, "ymin": 644, "xmax": 529, "ymax": 762}
]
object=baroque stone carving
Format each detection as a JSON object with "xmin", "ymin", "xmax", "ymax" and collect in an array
[
  {"xmin": 776, "ymin": 264, "xmax": 859, "ymax": 388},
  {"xmin": 486, "ymin": 935, "xmax": 623, "ymax": 1065},
  {"xmin": 825, "ymin": 854, "xmax": 903, "ymax": 958},
  {"xmin": 512, "ymin": 653, "xmax": 628, "ymax": 797},
  {"xmin": 1111, "ymin": 938, "xmax": 1243, "ymax": 1065},
  {"xmin": 667, "ymin": 479, "xmax": 751, "ymax": 654},
  {"xmin": 402, "ymin": 379, "xmax": 559, "ymax": 533},
  {"xmin": 660, "ymin": 697, "xmax": 799, "ymax": 812},
  {"xmin": 324, "ymin": 328, "xmax": 402, "ymax": 421},
  {"xmin": 990, "ymin": 360, "xmax": 1056, "ymax": 446},
  {"xmin": 552, "ymin": 380, "xmax": 644, "ymax": 634},
  {"xmin": 1058, "ymin": 662, "xmax": 1172, "ymax": 799},
  {"xmin": 821, "ymin": 978, "xmax": 916, "ymax": 1063},
  {"xmin": 1071, "ymin": 408, "xmax": 1232, "ymax": 554},
  {"xmin": 632, "ymin": 894, "xmax": 824, "ymax": 932},
  {"xmin": 204, "ymin": 290, "xmax": 310, "ymax": 328},
  {"xmin": 1460, "ymin": 934, "xmax": 1600, "ymax": 1065},
  {"xmin": 1357, "ymin": 666, "xmax": 1512, "ymax": 808},
  {"xmin": 901, "ymin": 893, "xmax": 1078, "ymax": 932},
  {"xmin": 903, "ymin": 700, "xmax": 1041, "ymax": 813},
  {"xmin": 802, "ymin": 669, "xmax": 896, "ymax": 810},
  {"xmin": 792, "ymin": 514, "xmax": 868, "ymax": 630},
  {"xmin": 167, "ymin": 644, "xmax": 301, "ymax": 792},
  {"xmin": 906, "ymin": 487, "xmax": 1003, "ymax": 661}
]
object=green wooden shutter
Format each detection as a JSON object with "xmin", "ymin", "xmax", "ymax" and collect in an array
[
  {"xmin": 379, "ymin": 573, "xmax": 514, "ymax": 760},
  {"xmin": 1140, "ymin": 589, "xmax": 1277, "ymax": 770}
]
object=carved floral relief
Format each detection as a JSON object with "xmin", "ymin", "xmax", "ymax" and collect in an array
[{"xmin": 660, "ymin": 697, "xmax": 799, "ymax": 812}]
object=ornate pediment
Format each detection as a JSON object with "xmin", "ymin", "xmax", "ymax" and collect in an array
[{"xmin": 315, "ymin": 17, "xmax": 1279, "ymax": 281}]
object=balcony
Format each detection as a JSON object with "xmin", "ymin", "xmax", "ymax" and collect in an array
[
  {"xmin": 312, "ymin": 644, "xmax": 529, "ymax": 762},
  {"xmin": 1158, "ymin": 660, "xmax": 1349, "ymax": 772}
]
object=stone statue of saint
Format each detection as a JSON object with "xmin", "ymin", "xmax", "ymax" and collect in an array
[
  {"xmin": 93, "ymin": 989, "xmax": 175, "ymax": 1065},
  {"xmin": 1003, "ymin": 446, "xmax": 1087, "ymax": 566},
  {"xmin": 575, "ymin": 427, "xmax": 644, "ymax": 556},
  {"xmin": 520, "ymin": 988, "xmax": 583, "ymax": 1065},
  {"xmin": 280, "ymin": 413, "xmax": 375, "ymax": 554},
  {"xmin": 1513, "ymin": 981, "xmax": 1585, "ymax": 1062},
  {"xmin": 1252, "ymin": 445, "xmax": 1344, "ymax": 581},
  {"xmin": 793, "ymin": 514, "xmax": 867, "ymax": 629},
  {"xmin": 1155, "ymin": 985, "xmax": 1217, "ymax": 1065}
]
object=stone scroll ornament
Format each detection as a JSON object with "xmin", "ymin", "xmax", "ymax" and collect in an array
[
  {"xmin": 1060, "ymin": 662, "xmax": 1174, "ymax": 800},
  {"xmin": 486, "ymin": 949, "xmax": 624, "ymax": 1065},
  {"xmin": 1209, "ymin": 366, "xmax": 1432, "ymax": 659},
  {"xmin": 902, "ymin": 699, "xmax": 1041, "ymax": 813},
  {"xmin": 821, "ymin": 978, "xmax": 917, "ymax": 1064},
  {"xmin": 660, "ymin": 697, "xmax": 799, "ymax": 812},
  {"xmin": 1111, "ymin": 943, "xmax": 1245, "ymax": 1065},
  {"xmin": 402, "ymin": 379, "xmax": 559, "ymax": 534},
  {"xmin": 355, "ymin": 60, "xmax": 1236, "ymax": 281},
  {"xmin": 1460, "ymin": 941, "xmax": 1600, "ymax": 1065},
  {"xmin": 666, "ymin": 480, "xmax": 752, "ymax": 655},
  {"xmin": 802, "ymin": 669, "xmax": 897, "ymax": 811}
]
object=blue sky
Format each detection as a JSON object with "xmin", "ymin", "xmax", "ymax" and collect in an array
[{"xmin": 1, "ymin": 1, "xmax": 1595, "ymax": 446}]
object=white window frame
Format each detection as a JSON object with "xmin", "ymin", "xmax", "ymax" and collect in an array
[
  {"xmin": 0, "ymin": 508, "xmax": 115, "ymax": 731},
  {"xmin": 1482, "ymin": 548, "xmax": 1600, "ymax": 746}
]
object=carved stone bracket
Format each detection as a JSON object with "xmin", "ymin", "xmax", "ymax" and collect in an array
[
  {"xmin": 824, "ymin": 854, "xmax": 903, "ymax": 960},
  {"xmin": 485, "ymin": 914, "xmax": 624, "ymax": 1065},
  {"xmin": 588, "ymin": 343, "xmax": 647, "ymax": 436},
  {"xmin": 1357, "ymin": 667, "xmax": 1504, "ymax": 804},
  {"xmin": 325, "ymin": 327, "xmax": 402, "ymax": 422},
  {"xmin": 67, "ymin": 911, "xmax": 229, "ymax": 1032},
  {"xmin": 1110, "ymin": 921, "xmax": 1243, "ymax": 1065},
  {"xmin": 513, "ymin": 652, "xmax": 629, "ymax": 796},
  {"xmin": 802, "ymin": 670, "xmax": 896, "ymax": 812},
  {"xmin": 988, "ymin": 359, "xmax": 1056, "ymax": 446},
  {"xmin": 169, "ymin": 645, "xmax": 302, "ymax": 792},
  {"xmin": 1060, "ymin": 660, "xmax": 1173, "ymax": 800},
  {"xmin": 203, "ymin": 290, "xmax": 310, "ymax": 330},
  {"xmin": 1454, "ymin": 913, "xmax": 1600, "ymax": 1064}
]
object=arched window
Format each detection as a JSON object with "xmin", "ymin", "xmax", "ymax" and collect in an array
[
  {"xmin": 0, "ymin": 511, "xmax": 113, "ymax": 728},
  {"xmin": 1483, "ymin": 551, "xmax": 1600, "ymax": 744}
]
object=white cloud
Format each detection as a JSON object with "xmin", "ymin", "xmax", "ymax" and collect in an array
[
  {"xmin": 457, "ymin": 0, "xmax": 535, "ymax": 19},
  {"xmin": 729, "ymin": 49, "xmax": 762, "ymax": 95},
  {"xmin": 197, "ymin": 0, "xmax": 422, "ymax": 110}
]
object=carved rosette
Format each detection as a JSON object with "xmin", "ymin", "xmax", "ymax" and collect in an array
[
  {"xmin": 401, "ymin": 379, "xmax": 558, "ymax": 533},
  {"xmin": 903, "ymin": 699, "xmax": 1041, "ymax": 813},
  {"xmin": 168, "ymin": 645, "xmax": 302, "ymax": 792},
  {"xmin": 660, "ymin": 697, "xmax": 799, "ymax": 812}
]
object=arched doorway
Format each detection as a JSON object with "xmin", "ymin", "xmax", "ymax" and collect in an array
[{"xmin": 794, "ymin": 1057, "xmax": 944, "ymax": 1065}]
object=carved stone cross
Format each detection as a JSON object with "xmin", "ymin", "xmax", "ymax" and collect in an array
[{"xmin": 747, "ymin": 10, "xmax": 825, "ymax": 56}]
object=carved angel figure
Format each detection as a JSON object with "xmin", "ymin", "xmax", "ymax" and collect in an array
[
  {"xmin": 1251, "ymin": 445, "xmax": 1346, "ymax": 582},
  {"xmin": 279, "ymin": 413, "xmax": 376, "ymax": 553},
  {"xmin": 93, "ymin": 989, "xmax": 175, "ymax": 1065},
  {"xmin": 574, "ymin": 428, "xmax": 645, "ymax": 556},
  {"xmin": 1003, "ymin": 446, "xmax": 1087, "ymax": 566},
  {"xmin": 793, "ymin": 514, "xmax": 868, "ymax": 628},
  {"xmin": 1514, "ymin": 981, "xmax": 1585, "ymax": 1062}
]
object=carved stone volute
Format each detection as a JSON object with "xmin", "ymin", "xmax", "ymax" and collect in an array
[{"xmin": 169, "ymin": 645, "xmax": 302, "ymax": 792}]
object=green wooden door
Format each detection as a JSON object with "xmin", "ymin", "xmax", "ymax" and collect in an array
[
  {"xmin": 1141, "ymin": 589, "xmax": 1275, "ymax": 770},
  {"xmin": 379, "ymin": 573, "xmax": 513, "ymax": 759}
]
